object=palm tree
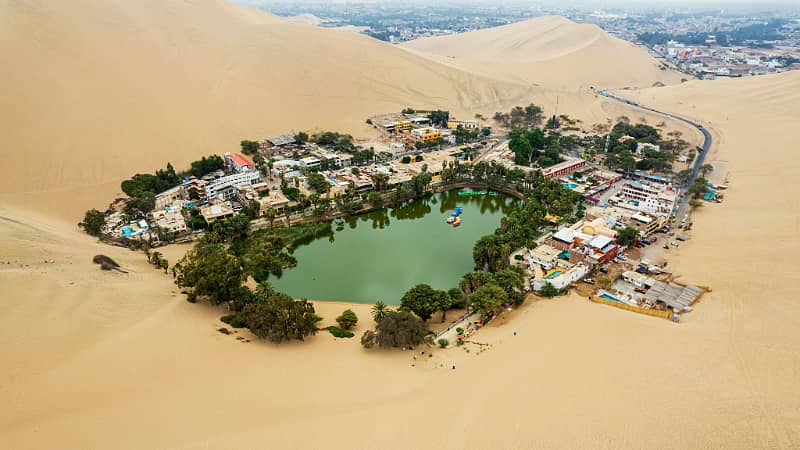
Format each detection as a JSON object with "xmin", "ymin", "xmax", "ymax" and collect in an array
[{"xmin": 371, "ymin": 301, "xmax": 389, "ymax": 323}]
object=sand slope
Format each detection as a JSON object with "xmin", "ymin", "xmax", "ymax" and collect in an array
[
  {"xmin": 402, "ymin": 16, "xmax": 685, "ymax": 89},
  {"xmin": 0, "ymin": 0, "xmax": 533, "ymax": 220},
  {"xmin": 3, "ymin": 72, "xmax": 800, "ymax": 448},
  {"xmin": 2, "ymin": 1, "xmax": 800, "ymax": 448}
]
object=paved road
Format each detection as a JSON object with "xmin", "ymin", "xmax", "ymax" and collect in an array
[{"xmin": 596, "ymin": 89, "xmax": 713, "ymax": 222}]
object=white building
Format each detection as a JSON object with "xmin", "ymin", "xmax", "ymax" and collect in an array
[
  {"xmin": 635, "ymin": 142, "xmax": 660, "ymax": 156},
  {"xmin": 300, "ymin": 156, "xmax": 321, "ymax": 170},
  {"xmin": 529, "ymin": 244, "xmax": 561, "ymax": 271},
  {"xmin": 205, "ymin": 170, "xmax": 262, "ymax": 200},
  {"xmin": 461, "ymin": 120, "xmax": 479, "ymax": 129},
  {"xmin": 224, "ymin": 152, "xmax": 255, "ymax": 173},
  {"xmin": 618, "ymin": 181, "xmax": 676, "ymax": 216},
  {"xmin": 622, "ymin": 270, "xmax": 650, "ymax": 289},
  {"xmin": 151, "ymin": 205, "xmax": 188, "ymax": 234},
  {"xmin": 532, "ymin": 264, "xmax": 589, "ymax": 292}
]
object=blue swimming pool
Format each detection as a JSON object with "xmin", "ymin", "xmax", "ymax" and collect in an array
[
  {"xmin": 600, "ymin": 293, "xmax": 619, "ymax": 302},
  {"xmin": 562, "ymin": 183, "xmax": 578, "ymax": 190},
  {"xmin": 545, "ymin": 270, "xmax": 562, "ymax": 279}
]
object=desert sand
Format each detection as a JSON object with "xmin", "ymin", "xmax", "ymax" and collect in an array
[
  {"xmin": 402, "ymin": 16, "xmax": 686, "ymax": 90},
  {"xmin": 0, "ymin": 0, "xmax": 533, "ymax": 221},
  {"xmin": 2, "ymin": 1, "xmax": 800, "ymax": 448}
]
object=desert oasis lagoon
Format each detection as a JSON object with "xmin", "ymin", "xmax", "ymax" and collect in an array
[{"xmin": 272, "ymin": 190, "xmax": 516, "ymax": 303}]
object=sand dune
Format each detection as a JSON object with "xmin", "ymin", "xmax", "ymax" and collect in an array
[
  {"xmin": 2, "ymin": 0, "xmax": 800, "ymax": 448},
  {"xmin": 0, "ymin": 0, "xmax": 533, "ymax": 221},
  {"xmin": 403, "ymin": 16, "xmax": 685, "ymax": 90}
]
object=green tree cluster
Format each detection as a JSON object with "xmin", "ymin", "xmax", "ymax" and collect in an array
[
  {"xmin": 79, "ymin": 209, "xmax": 106, "ymax": 237},
  {"xmin": 295, "ymin": 132, "xmax": 309, "ymax": 144},
  {"xmin": 190, "ymin": 155, "xmax": 225, "ymax": 178},
  {"xmin": 493, "ymin": 104, "xmax": 543, "ymax": 128},
  {"xmin": 507, "ymin": 127, "xmax": 562, "ymax": 168},
  {"xmin": 429, "ymin": 110, "xmax": 449, "ymax": 127},
  {"xmin": 468, "ymin": 283, "xmax": 508, "ymax": 316},
  {"xmin": 615, "ymin": 226, "xmax": 640, "ymax": 247},
  {"xmin": 361, "ymin": 310, "xmax": 429, "ymax": 349},
  {"xmin": 336, "ymin": 309, "xmax": 359, "ymax": 330},
  {"xmin": 240, "ymin": 140, "xmax": 260, "ymax": 155},
  {"xmin": 240, "ymin": 284, "xmax": 321, "ymax": 343}
]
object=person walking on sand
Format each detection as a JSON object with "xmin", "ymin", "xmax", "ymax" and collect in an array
[{"xmin": 452, "ymin": 363, "xmax": 456, "ymax": 370}]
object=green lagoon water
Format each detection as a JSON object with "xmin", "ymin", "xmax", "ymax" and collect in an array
[{"xmin": 272, "ymin": 190, "xmax": 516, "ymax": 305}]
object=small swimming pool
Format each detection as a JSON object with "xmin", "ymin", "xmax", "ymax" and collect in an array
[
  {"xmin": 600, "ymin": 293, "xmax": 620, "ymax": 302},
  {"xmin": 562, "ymin": 183, "xmax": 578, "ymax": 190},
  {"xmin": 545, "ymin": 270, "xmax": 562, "ymax": 279}
]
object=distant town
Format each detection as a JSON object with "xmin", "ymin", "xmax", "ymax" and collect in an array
[{"xmin": 246, "ymin": 1, "xmax": 800, "ymax": 79}]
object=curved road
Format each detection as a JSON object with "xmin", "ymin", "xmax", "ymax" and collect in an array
[{"xmin": 596, "ymin": 89, "xmax": 713, "ymax": 221}]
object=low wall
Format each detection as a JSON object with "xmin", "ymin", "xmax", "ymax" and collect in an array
[{"xmin": 590, "ymin": 296, "xmax": 673, "ymax": 320}]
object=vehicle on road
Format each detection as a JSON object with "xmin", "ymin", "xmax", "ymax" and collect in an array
[
  {"xmin": 599, "ymin": 267, "xmax": 609, "ymax": 274},
  {"xmin": 583, "ymin": 278, "xmax": 595, "ymax": 284},
  {"xmin": 676, "ymin": 236, "xmax": 686, "ymax": 242},
  {"xmin": 671, "ymin": 241, "xmax": 679, "ymax": 247},
  {"xmin": 635, "ymin": 288, "xmax": 646, "ymax": 294}
]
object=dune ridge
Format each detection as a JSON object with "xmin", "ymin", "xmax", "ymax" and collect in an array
[
  {"xmin": 402, "ymin": 16, "xmax": 685, "ymax": 89},
  {"xmin": 0, "ymin": 0, "xmax": 533, "ymax": 221},
  {"xmin": 2, "ymin": 0, "xmax": 800, "ymax": 448}
]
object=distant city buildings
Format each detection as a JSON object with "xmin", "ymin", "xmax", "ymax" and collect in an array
[{"xmin": 257, "ymin": 3, "xmax": 799, "ymax": 79}]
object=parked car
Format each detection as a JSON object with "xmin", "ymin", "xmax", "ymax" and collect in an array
[
  {"xmin": 650, "ymin": 237, "xmax": 658, "ymax": 243},
  {"xmin": 635, "ymin": 287, "xmax": 646, "ymax": 294},
  {"xmin": 671, "ymin": 241, "xmax": 679, "ymax": 247},
  {"xmin": 676, "ymin": 236, "xmax": 686, "ymax": 242},
  {"xmin": 583, "ymin": 278, "xmax": 595, "ymax": 284},
  {"xmin": 636, "ymin": 267, "xmax": 648, "ymax": 274},
  {"xmin": 668, "ymin": 231, "xmax": 675, "ymax": 236},
  {"xmin": 599, "ymin": 267, "xmax": 609, "ymax": 274},
  {"xmin": 617, "ymin": 255, "xmax": 627, "ymax": 261}
]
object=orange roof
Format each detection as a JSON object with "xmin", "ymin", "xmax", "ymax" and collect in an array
[{"xmin": 229, "ymin": 153, "xmax": 253, "ymax": 167}]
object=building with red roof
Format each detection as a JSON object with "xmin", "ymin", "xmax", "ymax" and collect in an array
[{"xmin": 225, "ymin": 152, "xmax": 255, "ymax": 173}]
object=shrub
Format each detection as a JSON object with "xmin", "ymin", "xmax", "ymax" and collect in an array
[
  {"xmin": 336, "ymin": 309, "xmax": 359, "ymax": 330},
  {"xmin": 217, "ymin": 327, "xmax": 231, "ymax": 335},
  {"xmin": 79, "ymin": 209, "xmax": 106, "ymax": 237},
  {"xmin": 327, "ymin": 326, "xmax": 355, "ymax": 338},
  {"xmin": 220, "ymin": 314, "xmax": 246, "ymax": 328},
  {"xmin": 456, "ymin": 327, "xmax": 464, "ymax": 335},
  {"xmin": 539, "ymin": 282, "xmax": 560, "ymax": 297},
  {"xmin": 361, "ymin": 330, "xmax": 376, "ymax": 348},
  {"xmin": 361, "ymin": 310, "xmax": 429, "ymax": 349},
  {"xmin": 437, "ymin": 338, "xmax": 449, "ymax": 348},
  {"xmin": 401, "ymin": 156, "xmax": 411, "ymax": 164}
]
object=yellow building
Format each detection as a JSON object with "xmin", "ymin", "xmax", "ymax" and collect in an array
[{"xmin": 411, "ymin": 127, "xmax": 442, "ymax": 142}]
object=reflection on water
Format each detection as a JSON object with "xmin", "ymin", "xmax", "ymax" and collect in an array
[{"xmin": 272, "ymin": 190, "xmax": 517, "ymax": 304}]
